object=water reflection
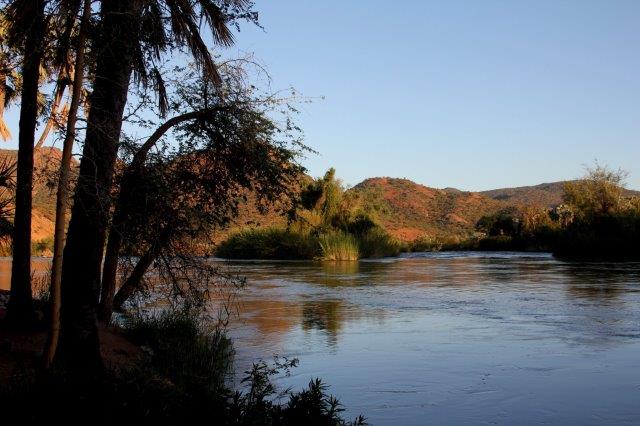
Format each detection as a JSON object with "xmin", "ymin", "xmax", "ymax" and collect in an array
[
  {"xmin": 0, "ymin": 257, "xmax": 51, "ymax": 292},
  {"xmin": 301, "ymin": 300, "xmax": 343, "ymax": 347}
]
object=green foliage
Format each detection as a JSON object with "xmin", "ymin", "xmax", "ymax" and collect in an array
[
  {"xmin": 122, "ymin": 309, "xmax": 233, "ymax": 396},
  {"xmin": 554, "ymin": 209, "xmax": 640, "ymax": 259},
  {"xmin": 555, "ymin": 164, "xmax": 640, "ymax": 259},
  {"xmin": 409, "ymin": 235, "xmax": 443, "ymax": 252},
  {"xmin": 459, "ymin": 164, "xmax": 640, "ymax": 258},
  {"xmin": 219, "ymin": 168, "xmax": 400, "ymax": 260},
  {"xmin": 216, "ymin": 228, "xmax": 320, "ymax": 260},
  {"xmin": 563, "ymin": 163, "xmax": 627, "ymax": 218},
  {"xmin": 1, "ymin": 308, "xmax": 366, "ymax": 425},
  {"xmin": 476, "ymin": 211, "xmax": 519, "ymax": 237},
  {"xmin": 357, "ymin": 227, "xmax": 402, "ymax": 258},
  {"xmin": 318, "ymin": 232, "xmax": 359, "ymax": 261},
  {"xmin": 31, "ymin": 236, "xmax": 54, "ymax": 256}
]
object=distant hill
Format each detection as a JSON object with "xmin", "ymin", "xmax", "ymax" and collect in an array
[
  {"xmin": 0, "ymin": 147, "xmax": 76, "ymax": 242},
  {"xmin": 480, "ymin": 182, "xmax": 568, "ymax": 207},
  {"xmin": 350, "ymin": 178, "xmax": 507, "ymax": 241},
  {"xmin": 1, "ymin": 148, "xmax": 638, "ymax": 245},
  {"xmin": 480, "ymin": 181, "xmax": 640, "ymax": 207}
]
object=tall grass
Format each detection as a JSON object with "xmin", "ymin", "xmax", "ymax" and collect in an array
[
  {"xmin": 318, "ymin": 232, "xmax": 359, "ymax": 261},
  {"xmin": 122, "ymin": 309, "xmax": 233, "ymax": 395},
  {"xmin": 217, "ymin": 226, "xmax": 403, "ymax": 260}
]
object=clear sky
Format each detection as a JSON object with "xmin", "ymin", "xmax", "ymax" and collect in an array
[
  {"xmin": 229, "ymin": 0, "xmax": 640, "ymax": 190},
  {"xmin": 3, "ymin": 0, "xmax": 639, "ymax": 190}
]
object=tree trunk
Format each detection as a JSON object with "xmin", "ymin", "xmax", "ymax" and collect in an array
[
  {"xmin": 44, "ymin": 0, "xmax": 91, "ymax": 368},
  {"xmin": 99, "ymin": 109, "xmax": 213, "ymax": 322},
  {"xmin": 97, "ymin": 203, "xmax": 126, "ymax": 322},
  {"xmin": 7, "ymin": 0, "xmax": 46, "ymax": 328},
  {"xmin": 57, "ymin": 0, "xmax": 142, "ymax": 373},
  {"xmin": 112, "ymin": 227, "xmax": 172, "ymax": 312}
]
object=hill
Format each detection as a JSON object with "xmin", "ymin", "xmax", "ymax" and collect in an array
[
  {"xmin": 350, "ymin": 178, "xmax": 507, "ymax": 241},
  {"xmin": 480, "ymin": 181, "xmax": 640, "ymax": 208},
  {"xmin": 0, "ymin": 147, "xmax": 76, "ymax": 243},
  {"xmin": 480, "ymin": 182, "xmax": 567, "ymax": 207},
  {"xmin": 2, "ymin": 148, "xmax": 639, "ymax": 246}
]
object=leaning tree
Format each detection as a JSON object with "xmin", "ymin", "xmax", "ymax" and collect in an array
[
  {"xmin": 97, "ymin": 64, "xmax": 306, "ymax": 322},
  {"xmin": 57, "ymin": 0, "xmax": 259, "ymax": 373}
]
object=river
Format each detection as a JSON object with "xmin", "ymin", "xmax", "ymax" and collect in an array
[{"xmin": 2, "ymin": 253, "xmax": 640, "ymax": 425}]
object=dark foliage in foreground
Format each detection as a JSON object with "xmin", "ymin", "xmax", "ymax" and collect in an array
[
  {"xmin": 1, "ymin": 309, "xmax": 366, "ymax": 425},
  {"xmin": 554, "ymin": 212, "xmax": 640, "ymax": 260}
]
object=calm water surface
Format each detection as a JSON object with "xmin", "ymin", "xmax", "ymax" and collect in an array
[
  {"xmin": 222, "ymin": 252, "xmax": 640, "ymax": 425},
  {"xmin": 2, "ymin": 253, "xmax": 640, "ymax": 425}
]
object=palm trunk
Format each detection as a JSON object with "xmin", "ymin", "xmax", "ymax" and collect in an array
[
  {"xmin": 57, "ymin": 0, "xmax": 142, "ymax": 373},
  {"xmin": 44, "ymin": 0, "xmax": 91, "ymax": 368},
  {"xmin": 7, "ymin": 0, "xmax": 46, "ymax": 327},
  {"xmin": 97, "ymin": 201, "xmax": 126, "ymax": 322}
]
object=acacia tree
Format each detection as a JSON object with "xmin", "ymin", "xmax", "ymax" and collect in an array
[
  {"xmin": 58, "ymin": 0, "xmax": 258, "ymax": 372},
  {"xmin": 563, "ymin": 164, "xmax": 628, "ymax": 218},
  {"xmin": 98, "ymin": 64, "xmax": 305, "ymax": 322}
]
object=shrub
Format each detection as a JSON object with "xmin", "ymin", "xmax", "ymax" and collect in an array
[
  {"xmin": 32, "ymin": 237, "xmax": 54, "ymax": 256},
  {"xmin": 122, "ymin": 309, "xmax": 233, "ymax": 396},
  {"xmin": 216, "ymin": 228, "xmax": 320, "ymax": 260},
  {"xmin": 410, "ymin": 235, "xmax": 443, "ymax": 252},
  {"xmin": 1, "ymin": 307, "xmax": 367, "ymax": 425},
  {"xmin": 357, "ymin": 227, "xmax": 401, "ymax": 258},
  {"xmin": 554, "ymin": 212, "xmax": 640, "ymax": 259}
]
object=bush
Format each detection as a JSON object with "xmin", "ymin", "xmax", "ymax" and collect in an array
[
  {"xmin": 216, "ymin": 228, "xmax": 320, "ymax": 260},
  {"xmin": 1, "ymin": 308, "xmax": 367, "ymax": 425},
  {"xmin": 122, "ymin": 309, "xmax": 233, "ymax": 396},
  {"xmin": 217, "ymin": 225, "xmax": 401, "ymax": 260},
  {"xmin": 32, "ymin": 237, "xmax": 54, "ymax": 256},
  {"xmin": 410, "ymin": 235, "xmax": 443, "ymax": 252},
  {"xmin": 554, "ymin": 212, "xmax": 640, "ymax": 259},
  {"xmin": 357, "ymin": 227, "xmax": 401, "ymax": 258}
]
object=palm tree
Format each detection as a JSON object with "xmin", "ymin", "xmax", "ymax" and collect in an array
[
  {"xmin": 44, "ymin": 0, "xmax": 92, "ymax": 368},
  {"xmin": 0, "ymin": 13, "xmax": 19, "ymax": 142},
  {"xmin": 58, "ymin": 0, "xmax": 255, "ymax": 372},
  {"xmin": 5, "ymin": 0, "xmax": 47, "ymax": 327},
  {"xmin": 1, "ymin": 0, "xmax": 84, "ymax": 327}
]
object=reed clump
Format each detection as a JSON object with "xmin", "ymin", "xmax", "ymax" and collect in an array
[{"xmin": 318, "ymin": 232, "xmax": 359, "ymax": 261}]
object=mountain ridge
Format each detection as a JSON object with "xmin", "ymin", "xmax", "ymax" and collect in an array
[{"xmin": 1, "ymin": 148, "xmax": 638, "ymax": 244}]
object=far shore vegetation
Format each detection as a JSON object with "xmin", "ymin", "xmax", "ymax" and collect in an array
[
  {"xmin": 217, "ymin": 164, "xmax": 640, "ymax": 261},
  {"xmin": 216, "ymin": 168, "xmax": 402, "ymax": 261}
]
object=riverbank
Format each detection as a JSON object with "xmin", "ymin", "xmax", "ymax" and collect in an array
[
  {"xmin": 0, "ymin": 289, "xmax": 366, "ymax": 424},
  {"xmin": 0, "ymin": 289, "xmax": 142, "ymax": 381}
]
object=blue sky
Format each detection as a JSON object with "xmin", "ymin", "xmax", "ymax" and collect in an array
[
  {"xmin": 229, "ymin": 0, "xmax": 640, "ymax": 190},
  {"xmin": 4, "ymin": 0, "xmax": 639, "ymax": 190}
]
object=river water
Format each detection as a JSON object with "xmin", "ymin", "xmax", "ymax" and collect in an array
[
  {"xmin": 2, "ymin": 253, "xmax": 640, "ymax": 424},
  {"xmin": 222, "ymin": 252, "xmax": 640, "ymax": 425}
]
